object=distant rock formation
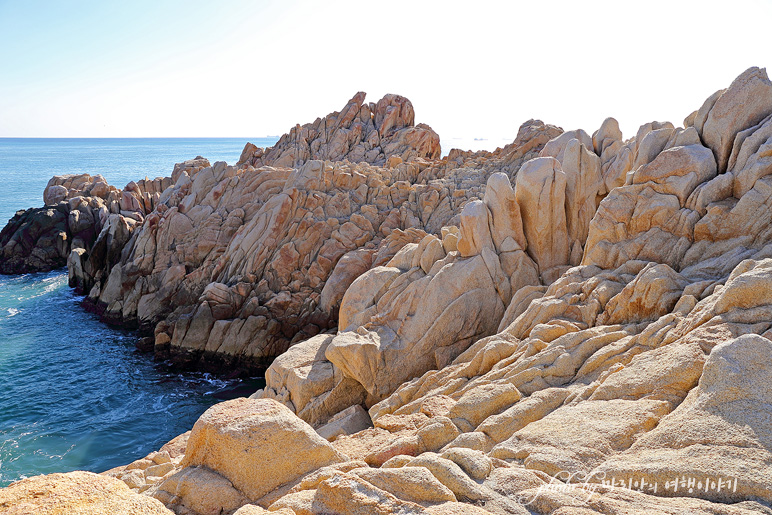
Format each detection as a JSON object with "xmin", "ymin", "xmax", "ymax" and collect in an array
[
  {"xmin": 237, "ymin": 92, "xmax": 441, "ymax": 168},
  {"xmin": 0, "ymin": 172, "xmax": 168, "ymax": 275}
]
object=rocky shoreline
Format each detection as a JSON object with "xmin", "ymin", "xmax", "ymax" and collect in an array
[{"xmin": 3, "ymin": 68, "xmax": 772, "ymax": 514}]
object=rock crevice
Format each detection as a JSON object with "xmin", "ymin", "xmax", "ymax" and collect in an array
[{"xmin": 5, "ymin": 68, "xmax": 772, "ymax": 515}]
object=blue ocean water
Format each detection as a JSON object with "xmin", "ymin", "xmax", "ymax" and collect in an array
[{"xmin": 0, "ymin": 138, "xmax": 276, "ymax": 486}]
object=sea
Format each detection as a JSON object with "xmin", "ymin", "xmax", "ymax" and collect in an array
[{"xmin": 0, "ymin": 138, "xmax": 277, "ymax": 487}]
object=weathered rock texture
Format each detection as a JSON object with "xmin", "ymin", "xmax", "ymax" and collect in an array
[
  {"xmin": 54, "ymin": 107, "xmax": 558, "ymax": 376},
  {"xmin": 248, "ymin": 67, "xmax": 772, "ymax": 514},
  {"xmin": 0, "ymin": 471, "xmax": 173, "ymax": 514},
  {"xmin": 5, "ymin": 68, "xmax": 772, "ymax": 515},
  {"xmin": 237, "ymin": 92, "xmax": 441, "ymax": 168}
]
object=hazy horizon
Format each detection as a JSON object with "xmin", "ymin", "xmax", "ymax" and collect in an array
[
  {"xmin": 2, "ymin": 0, "xmax": 771, "ymax": 146},
  {"xmin": 0, "ymin": 135, "xmax": 508, "ymax": 158}
]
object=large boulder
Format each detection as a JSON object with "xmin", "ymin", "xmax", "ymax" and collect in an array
[
  {"xmin": 594, "ymin": 334, "xmax": 772, "ymax": 504},
  {"xmin": 179, "ymin": 398, "xmax": 345, "ymax": 501},
  {"xmin": 150, "ymin": 466, "xmax": 249, "ymax": 515},
  {"xmin": 481, "ymin": 172, "xmax": 527, "ymax": 254},
  {"xmin": 631, "ymin": 144, "xmax": 717, "ymax": 204},
  {"xmin": 538, "ymin": 129, "xmax": 593, "ymax": 162},
  {"xmin": 560, "ymin": 137, "xmax": 603, "ymax": 264},
  {"xmin": 326, "ymin": 248, "xmax": 506, "ymax": 401},
  {"xmin": 515, "ymin": 156, "xmax": 570, "ymax": 281},
  {"xmin": 0, "ymin": 471, "xmax": 173, "ymax": 515},
  {"xmin": 698, "ymin": 66, "xmax": 772, "ymax": 173},
  {"xmin": 259, "ymin": 334, "xmax": 367, "ymax": 427}
]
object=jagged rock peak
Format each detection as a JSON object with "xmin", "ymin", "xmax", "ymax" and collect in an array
[{"xmin": 237, "ymin": 92, "xmax": 441, "ymax": 169}]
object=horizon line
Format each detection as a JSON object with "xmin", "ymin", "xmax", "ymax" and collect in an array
[
  {"xmin": 0, "ymin": 136, "xmax": 282, "ymax": 140},
  {"xmin": 0, "ymin": 135, "xmax": 514, "ymax": 141}
]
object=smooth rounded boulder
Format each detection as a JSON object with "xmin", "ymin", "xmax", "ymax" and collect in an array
[
  {"xmin": 0, "ymin": 471, "xmax": 173, "ymax": 515},
  {"xmin": 180, "ymin": 398, "xmax": 346, "ymax": 501}
]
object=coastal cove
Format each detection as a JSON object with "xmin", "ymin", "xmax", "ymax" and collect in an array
[
  {"xmin": 0, "ymin": 138, "xmax": 276, "ymax": 485},
  {"xmin": 4, "ymin": 68, "xmax": 772, "ymax": 513},
  {"xmin": 5, "ymin": 0, "xmax": 772, "ymax": 510}
]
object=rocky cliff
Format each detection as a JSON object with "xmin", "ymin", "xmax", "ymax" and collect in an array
[
  {"xmin": 4, "ymin": 68, "xmax": 772, "ymax": 514},
  {"xmin": 2, "ymin": 93, "xmax": 556, "ymax": 375},
  {"xmin": 0, "ymin": 172, "xmax": 167, "ymax": 275}
]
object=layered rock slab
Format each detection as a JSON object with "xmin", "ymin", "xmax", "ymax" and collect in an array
[
  {"xmin": 594, "ymin": 333, "xmax": 772, "ymax": 504},
  {"xmin": 0, "ymin": 471, "xmax": 173, "ymax": 515}
]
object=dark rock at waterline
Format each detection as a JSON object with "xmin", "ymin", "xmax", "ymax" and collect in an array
[
  {"xmin": 164, "ymin": 347, "xmax": 271, "ymax": 379},
  {"xmin": 0, "ymin": 205, "xmax": 71, "ymax": 274},
  {"xmin": 0, "ymin": 174, "xmax": 124, "ymax": 275},
  {"xmin": 135, "ymin": 336, "xmax": 155, "ymax": 353},
  {"xmin": 0, "ymin": 172, "xmax": 165, "ymax": 280},
  {"xmin": 133, "ymin": 326, "xmax": 266, "ymax": 378}
]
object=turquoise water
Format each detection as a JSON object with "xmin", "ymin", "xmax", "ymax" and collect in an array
[{"xmin": 0, "ymin": 138, "xmax": 276, "ymax": 486}]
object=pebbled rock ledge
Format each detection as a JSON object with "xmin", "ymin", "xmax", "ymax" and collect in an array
[{"xmin": 4, "ymin": 68, "xmax": 772, "ymax": 514}]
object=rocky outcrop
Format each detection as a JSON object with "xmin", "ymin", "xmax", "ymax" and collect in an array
[
  {"xmin": 595, "ymin": 332, "xmax": 772, "ymax": 504},
  {"xmin": 695, "ymin": 66, "xmax": 772, "ymax": 173},
  {"xmin": 66, "ymin": 113, "xmax": 558, "ymax": 375},
  {"xmin": 0, "ymin": 471, "xmax": 173, "ymax": 514},
  {"xmin": 237, "ymin": 92, "xmax": 441, "ymax": 168},
  {"xmin": 1, "ymin": 204, "xmax": 71, "ymax": 274},
  {"xmin": 256, "ymin": 124, "xmax": 613, "ymax": 425},
  {"xmin": 144, "ymin": 398, "xmax": 347, "ymax": 514},
  {"xmin": 246, "ymin": 67, "xmax": 772, "ymax": 513},
  {"xmin": 0, "ymin": 96, "xmax": 559, "ymax": 383},
  {"xmin": 0, "ymin": 172, "xmax": 172, "ymax": 277}
]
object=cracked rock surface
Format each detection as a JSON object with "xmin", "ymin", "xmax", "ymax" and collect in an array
[{"xmin": 5, "ymin": 68, "xmax": 772, "ymax": 514}]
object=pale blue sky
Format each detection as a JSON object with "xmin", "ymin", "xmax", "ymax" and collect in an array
[{"xmin": 1, "ymin": 0, "xmax": 771, "ymax": 144}]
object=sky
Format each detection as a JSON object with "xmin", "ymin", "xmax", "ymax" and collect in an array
[{"xmin": 1, "ymin": 0, "xmax": 771, "ymax": 146}]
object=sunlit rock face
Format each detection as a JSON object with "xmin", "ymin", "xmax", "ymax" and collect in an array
[
  {"xmin": 6, "ymin": 67, "xmax": 772, "ymax": 515},
  {"xmin": 52, "ymin": 94, "xmax": 559, "ymax": 374},
  {"xmin": 237, "ymin": 92, "xmax": 442, "ymax": 168},
  {"xmin": 250, "ymin": 67, "xmax": 772, "ymax": 515}
]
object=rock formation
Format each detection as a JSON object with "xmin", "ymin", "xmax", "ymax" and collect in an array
[
  {"xmin": 13, "ymin": 97, "xmax": 556, "ymax": 375},
  {"xmin": 0, "ymin": 171, "xmax": 174, "ymax": 278},
  {"xmin": 237, "ymin": 92, "xmax": 441, "ymax": 168},
  {"xmin": 4, "ymin": 67, "xmax": 772, "ymax": 515},
  {"xmin": 0, "ymin": 471, "xmax": 173, "ymax": 514}
]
